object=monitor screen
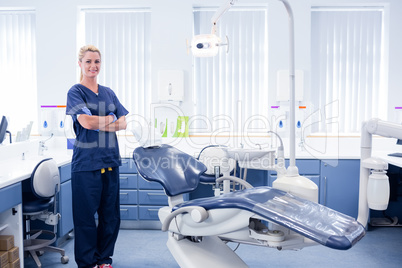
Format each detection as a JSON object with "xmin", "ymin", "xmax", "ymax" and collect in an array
[
  {"xmin": 397, "ymin": 139, "xmax": 402, "ymax": 145},
  {"xmin": 0, "ymin": 116, "xmax": 8, "ymax": 144}
]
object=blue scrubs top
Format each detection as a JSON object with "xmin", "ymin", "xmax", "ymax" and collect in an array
[{"xmin": 66, "ymin": 84, "xmax": 129, "ymax": 172}]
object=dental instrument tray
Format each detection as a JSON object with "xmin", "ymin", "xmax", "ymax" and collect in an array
[{"xmin": 133, "ymin": 144, "xmax": 365, "ymax": 251}]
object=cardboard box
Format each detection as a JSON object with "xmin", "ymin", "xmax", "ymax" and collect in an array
[
  {"xmin": 8, "ymin": 259, "xmax": 19, "ymax": 268},
  {"xmin": 0, "ymin": 236, "xmax": 14, "ymax": 251},
  {"xmin": 7, "ymin": 248, "xmax": 18, "ymax": 263},
  {"xmin": 0, "ymin": 251, "xmax": 8, "ymax": 267}
]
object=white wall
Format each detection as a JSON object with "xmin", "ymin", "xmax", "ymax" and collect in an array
[{"xmin": 1, "ymin": 0, "xmax": 402, "ymax": 133}]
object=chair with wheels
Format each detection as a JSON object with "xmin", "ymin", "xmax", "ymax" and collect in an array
[{"xmin": 22, "ymin": 158, "xmax": 69, "ymax": 267}]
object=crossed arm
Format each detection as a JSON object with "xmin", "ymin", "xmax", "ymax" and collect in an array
[{"xmin": 78, "ymin": 114, "xmax": 127, "ymax": 132}]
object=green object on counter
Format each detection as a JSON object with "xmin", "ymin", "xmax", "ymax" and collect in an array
[
  {"xmin": 162, "ymin": 119, "xmax": 168, "ymax": 137},
  {"xmin": 173, "ymin": 116, "xmax": 189, "ymax": 137}
]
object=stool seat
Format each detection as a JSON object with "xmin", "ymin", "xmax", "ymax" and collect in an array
[{"xmin": 23, "ymin": 192, "xmax": 54, "ymax": 214}]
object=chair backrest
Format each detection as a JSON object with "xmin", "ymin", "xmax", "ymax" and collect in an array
[
  {"xmin": 133, "ymin": 145, "xmax": 207, "ymax": 196},
  {"xmin": 31, "ymin": 158, "xmax": 60, "ymax": 198}
]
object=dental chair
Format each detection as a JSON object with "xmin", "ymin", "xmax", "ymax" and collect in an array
[
  {"xmin": 22, "ymin": 158, "xmax": 69, "ymax": 267},
  {"xmin": 133, "ymin": 145, "xmax": 365, "ymax": 268}
]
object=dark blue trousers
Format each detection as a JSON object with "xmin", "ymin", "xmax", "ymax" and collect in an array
[{"xmin": 72, "ymin": 168, "xmax": 121, "ymax": 268}]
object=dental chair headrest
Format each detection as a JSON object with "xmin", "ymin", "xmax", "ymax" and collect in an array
[{"xmin": 133, "ymin": 145, "xmax": 207, "ymax": 196}]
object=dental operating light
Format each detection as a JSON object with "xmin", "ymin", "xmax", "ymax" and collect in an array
[{"xmin": 190, "ymin": 0, "xmax": 236, "ymax": 57}]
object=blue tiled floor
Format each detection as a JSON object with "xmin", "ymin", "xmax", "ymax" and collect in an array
[{"xmin": 24, "ymin": 226, "xmax": 402, "ymax": 268}]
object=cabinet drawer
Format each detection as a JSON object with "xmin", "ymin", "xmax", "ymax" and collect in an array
[
  {"xmin": 139, "ymin": 206, "xmax": 162, "ymax": 220},
  {"xmin": 138, "ymin": 190, "xmax": 168, "ymax": 205},
  {"xmin": 59, "ymin": 163, "xmax": 71, "ymax": 183},
  {"xmin": 138, "ymin": 175, "xmax": 163, "ymax": 190},
  {"xmin": 120, "ymin": 174, "xmax": 138, "ymax": 189},
  {"xmin": 120, "ymin": 190, "xmax": 138, "ymax": 205},
  {"xmin": 120, "ymin": 158, "xmax": 137, "ymax": 173},
  {"xmin": 120, "ymin": 205, "xmax": 138, "ymax": 220}
]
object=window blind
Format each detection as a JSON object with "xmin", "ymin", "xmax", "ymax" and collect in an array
[
  {"xmin": 80, "ymin": 9, "xmax": 151, "ymax": 120},
  {"xmin": 193, "ymin": 7, "xmax": 268, "ymax": 133},
  {"xmin": 0, "ymin": 10, "xmax": 37, "ymax": 134},
  {"xmin": 311, "ymin": 7, "xmax": 386, "ymax": 134}
]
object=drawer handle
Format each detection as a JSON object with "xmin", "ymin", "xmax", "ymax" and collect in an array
[
  {"xmin": 122, "ymin": 160, "xmax": 129, "ymax": 164},
  {"xmin": 120, "ymin": 177, "xmax": 129, "ymax": 180},
  {"xmin": 120, "ymin": 209, "xmax": 128, "ymax": 212},
  {"xmin": 120, "ymin": 193, "xmax": 128, "ymax": 195},
  {"xmin": 147, "ymin": 193, "xmax": 166, "ymax": 196}
]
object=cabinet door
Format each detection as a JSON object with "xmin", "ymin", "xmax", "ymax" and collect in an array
[
  {"xmin": 59, "ymin": 164, "xmax": 71, "ymax": 183},
  {"xmin": 59, "ymin": 180, "xmax": 74, "ymax": 237},
  {"xmin": 320, "ymin": 160, "xmax": 360, "ymax": 218}
]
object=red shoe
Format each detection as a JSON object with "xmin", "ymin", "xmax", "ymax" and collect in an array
[{"xmin": 99, "ymin": 264, "xmax": 113, "ymax": 268}]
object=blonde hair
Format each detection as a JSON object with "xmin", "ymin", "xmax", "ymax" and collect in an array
[{"xmin": 78, "ymin": 45, "xmax": 101, "ymax": 82}]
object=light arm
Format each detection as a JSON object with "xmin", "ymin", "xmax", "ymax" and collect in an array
[
  {"xmin": 210, "ymin": 0, "xmax": 236, "ymax": 34},
  {"xmin": 365, "ymin": 118, "xmax": 402, "ymax": 140}
]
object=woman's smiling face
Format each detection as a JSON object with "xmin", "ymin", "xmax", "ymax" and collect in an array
[{"xmin": 79, "ymin": 51, "xmax": 101, "ymax": 80}]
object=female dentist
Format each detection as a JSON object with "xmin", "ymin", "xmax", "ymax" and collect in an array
[{"xmin": 66, "ymin": 45, "xmax": 129, "ymax": 268}]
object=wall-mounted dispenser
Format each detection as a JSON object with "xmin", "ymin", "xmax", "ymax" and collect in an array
[
  {"xmin": 158, "ymin": 70, "xmax": 184, "ymax": 102},
  {"xmin": 40, "ymin": 105, "xmax": 66, "ymax": 136}
]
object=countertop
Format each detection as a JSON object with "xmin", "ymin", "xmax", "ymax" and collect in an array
[
  {"xmin": 0, "ymin": 138, "xmax": 72, "ymax": 189},
  {"xmin": 2, "ymin": 134, "xmax": 402, "ymax": 189}
]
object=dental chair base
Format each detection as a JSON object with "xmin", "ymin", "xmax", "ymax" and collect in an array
[{"xmin": 167, "ymin": 234, "xmax": 248, "ymax": 268}]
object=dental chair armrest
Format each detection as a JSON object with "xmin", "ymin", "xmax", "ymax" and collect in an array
[
  {"xmin": 162, "ymin": 206, "xmax": 208, "ymax": 232},
  {"xmin": 216, "ymin": 176, "xmax": 253, "ymax": 189}
]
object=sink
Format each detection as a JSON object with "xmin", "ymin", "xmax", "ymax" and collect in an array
[{"xmin": 224, "ymin": 148, "xmax": 275, "ymax": 162}]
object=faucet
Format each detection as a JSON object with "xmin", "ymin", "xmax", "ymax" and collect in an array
[{"xmin": 38, "ymin": 133, "xmax": 53, "ymax": 155}]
